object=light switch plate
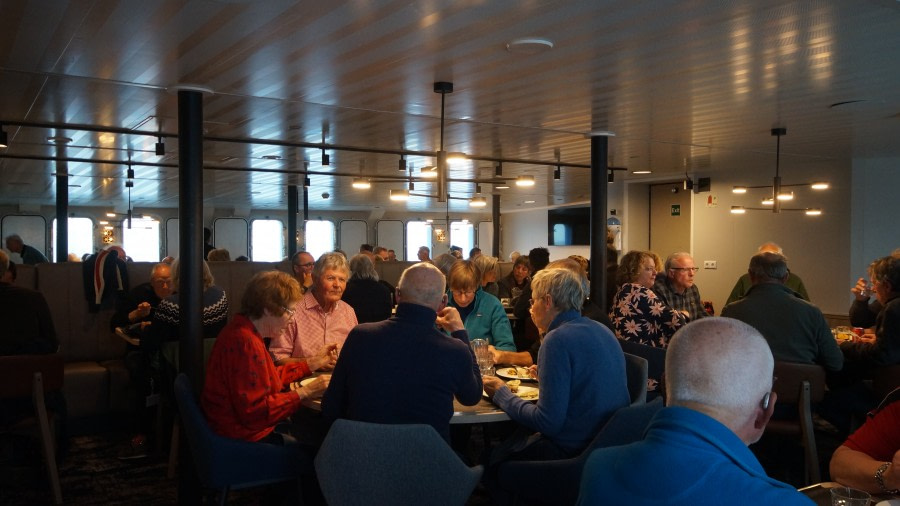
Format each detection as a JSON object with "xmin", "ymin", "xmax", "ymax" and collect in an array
[{"xmin": 703, "ymin": 260, "xmax": 717, "ymax": 269}]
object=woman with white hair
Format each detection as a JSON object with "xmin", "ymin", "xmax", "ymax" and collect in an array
[{"xmin": 342, "ymin": 254, "xmax": 392, "ymax": 323}]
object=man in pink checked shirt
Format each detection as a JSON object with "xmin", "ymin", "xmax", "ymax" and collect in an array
[{"xmin": 270, "ymin": 252, "xmax": 358, "ymax": 368}]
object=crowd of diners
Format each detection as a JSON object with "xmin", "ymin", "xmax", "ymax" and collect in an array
[{"xmin": 1, "ymin": 233, "xmax": 899, "ymax": 504}]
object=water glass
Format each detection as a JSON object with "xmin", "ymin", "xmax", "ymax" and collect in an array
[
  {"xmin": 471, "ymin": 339, "xmax": 493, "ymax": 375},
  {"xmin": 830, "ymin": 486, "xmax": 870, "ymax": 506}
]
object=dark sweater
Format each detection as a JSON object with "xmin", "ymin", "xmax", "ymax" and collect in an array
[
  {"xmin": 0, "ymin": 283, "xmax": 57, "ymax": 355},
  {"xmin": 342, "ymin": 277, "xmax": 393, "ymax": 324}
]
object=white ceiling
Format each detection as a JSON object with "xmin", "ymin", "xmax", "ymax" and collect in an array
[{"xmin": 1, "ymin": 0, "xmax": 898, "ymax": 213}]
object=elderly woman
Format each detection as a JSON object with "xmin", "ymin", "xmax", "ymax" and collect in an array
[
  {"xmin": 433, "ymin": 252, "xmax": 458, "ymax": 278},
  {"xmin": 474, "ymin": 255, "xmax": 501, "ymax": 298},
  {"xmin": 342, "ymin": 254, "xmax": 393, "ymax": 323},
  {"xmin": 447, "ymin": 260, "xmax": 515, "ymax": 351},
  {"xmin": 610, "ymin": 250, "xmax": 687, "ymax": 348},
  {"xmin": 202, "ymin": 270, "xmax": 333, "ymax": 443},
  {"xmin": 498, "ymin": 255, "xmax": 530, "ymax": 305},
  {"xmin": 842, "ymin": 255, "xmax": 900, "ymax": 369},
  {"xmin": 483, "ymin": 267, "xmax": 629, "ymax": 460}
]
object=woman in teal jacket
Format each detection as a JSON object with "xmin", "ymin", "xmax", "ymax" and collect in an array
[{"xmin": 447, "ymin": 260, "xmax": 516, "ymax": 351}]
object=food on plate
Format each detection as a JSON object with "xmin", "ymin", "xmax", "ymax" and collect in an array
[
  {"xmin": 518, "ymin": 390, "xmax": 538, "ymax": 400},
  {"xmin": 507, "ymin": 379, "xmax": 521, "ymax": 393},
  {"xmin": 506, "ymin": 368, "xmax": 518, "ymax": 376}
]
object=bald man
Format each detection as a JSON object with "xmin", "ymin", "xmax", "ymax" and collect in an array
[
  {"xmin": 322, "ymin": 262, "xmax": 482, "ymax": 441},
  {"xmin": 4, "ymin": 234, "xmax": 49, "ymax": 265},
  {"xmin": 578, "ymin": 318, "xmax": 813, "ymax": 505},
  {"xmin": 726, "ymin": 242, "xmax": 809, "ymax": 304}
]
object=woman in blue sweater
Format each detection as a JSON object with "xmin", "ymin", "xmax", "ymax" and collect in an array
[{"xmin": 447, "ymin": 260, "xmax": 515, "ymax": 351}]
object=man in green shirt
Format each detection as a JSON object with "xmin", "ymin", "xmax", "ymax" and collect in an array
[{"xmin": 726, "ymin": 242, "xmax": 809, "ymax": 304}]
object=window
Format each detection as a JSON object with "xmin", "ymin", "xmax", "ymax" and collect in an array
[
  {"xmin": 2, "ymin": 215, "xmax": 47, "ymax": 261},
  {"xmin": 305, "ymin": 220, "xmax": 335, "ymax": 260},
  {"xmin": 122, "ymin": 217, "xmax": 161, "ymax": 262},
  {"xmin": 450, "ymin": 221, "xmax": 475, "ymax": 257},
  {"xmin": 406, "ymin": 221, "xmax": 433, "ymax": 260},
  {"xmin": 251, "ymin": 219, "xmax": 284, "ymax": 261},
  {"xmin": 51, "ymin": 217, "xmax": 94, "ymax": 261}
]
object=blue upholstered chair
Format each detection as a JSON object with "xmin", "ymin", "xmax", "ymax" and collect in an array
[
  {"xmin": 495, "ymin": 398, "xmax": 664, "ymax": 506},
  {"xmin": 618, "ymin": 339, "xmax": 667, "ymax": 401},
  {"xmin": 172, "ymin": 374, "xmax": 314, "ymax": 505},
  {"xmin": 315, "ymin": 419, "xmax": 483, "ymax": 506},
  {"xmin": 623, "ymin": 352, "xmax": 648, "ymax": 405}
]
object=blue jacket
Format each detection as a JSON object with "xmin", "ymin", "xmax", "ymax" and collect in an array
[
  {"xmin": 577, "ymin": 406, "xmax": 814, "ymax": 505},
  {"xmin": 448, "ymin": 287, "xmax": 515, "ymax": 351},
  {"xmin": 493, "ymin": 310, "xmax": 629, "ymax": 453}
]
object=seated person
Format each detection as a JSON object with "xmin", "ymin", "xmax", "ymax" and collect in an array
[
  {"xmin": 270, "ymin": 252, "xmax": 358, "ymax": 366},
  {"xmin": 849, "ymin": 249, "xmax": 900, "ymax": 328},
  {"xmin": 110, "ymin": 262, "xmax": 173, "ymax": 331},
  {"xmin": 433, "ymin": 253, "xmax": 458, "ymax": 278},
  {"xmin": 483, "ymin": 268, "xmax": 629, "ymax": 461},
  {"xmin": 726, "ymin": 242, "xmax": 809, "ymax": 304},
  {"xmin": 0, "ymin": 250, "xmax": 57, "ymax": 355},
  {"xmin": 206, "ymin": 248, "xmax": 231, "ymax": 261},
  {"xmin": 721, "ymin": 252, "xmax": 843, "ymax": 372},
  {"xmin": 841, "ymin": 255, "xmax": 900, "ymax": 371},
  {"xmin": 202, "ymin": 270, "xmax": 333, "ymax": 443},
  {"xmin": 497, "ymin": 255, "xmax": 530, "ymax": 305},
  {"xmin": 610, "ymin": 250, "xmax": 687, "ymax": 348},
  {"xmin": 652, "ymin": 252, "xmax": 708, "ymax": 322},
  {"xmin": 447, "ymin": 260, "xmax": 515, "ymax": 351},
  {"xmin": 323, "ymin": 263, "xmax": 482, "ymax": 442},
  {"xmin": 473, "ymin": 254, "xmax": 501, "ymax": 298},
  {"xmin": 341, "ymin": 254, "xmax": 392, "ymax": 323},
  {"xmin": 829, "ymin": 390, "xmax": 900, "ymax": 495},
  {"xmin": 578, "ymin": 318, "xmax": 813, "ymax": 505},
  {"xmin": 290, "ymin": 251, "xmax": 316, "ymax": 294}
]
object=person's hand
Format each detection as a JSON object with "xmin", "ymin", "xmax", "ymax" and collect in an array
[
  {"xmin": 488, "ymin": 345, "xmax": 502, "ymax": 364},
  {"xmin": 131, "ymin": 302, "xmax": 152, "ymax": 321},
  {"xmin": 436, "ymin": 306, "xmax": 465, "ymax": 332},
  {"xmin": 294, "ymin": 374, "xmax": 330, "ymax": 399},
  {"xmin": 138, "ymin": 321, "xmax": 152, "ymax": 330},
  {"xmin": 886, "ymin": 449, "xmax": 900, "ymax": 492},
  {"xmin": 857, "ymin": 333, "xmax": 877, "ymax": 344},
  {"xmin": 526, "ymin": 364, "xmax": 538, "ymax": 381},
  {"xmin": 308, "ymin": 343, "xmax": 338, "ymax": 371},
  {"xmin": 851, "ymin": 277, "xmax": 870, "ymax": 301},
  {"xmin": 482, "ymin": 375, "xmax": 504, "ymax": 399}
]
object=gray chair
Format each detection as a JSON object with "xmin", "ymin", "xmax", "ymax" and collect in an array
[
  {"xmin": 173, "ymin": 374, "xmax": 314, "ymax": 505},
  {"xmin": 623, "ymin": 352, "xmax": 648, "ymax": 405},
  {"xmin": 315, "ymin": 419, "xmax": 483, "ymax": 506},
  {"xmin": 618, "ymin": 339, "xmax": 667, "ymax": 401}
]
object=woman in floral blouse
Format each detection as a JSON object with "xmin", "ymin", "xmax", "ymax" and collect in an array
[{"xmin": 610, "ymin": 250, "xmax": 687, "ymax": 348}]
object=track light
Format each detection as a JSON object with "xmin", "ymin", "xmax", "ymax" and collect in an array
[
  {"xmin": 399, "ymin": 155, "xmax": 406, "ymax": 171},
  {"xmin": 390, "ymin": 189, "xmax": 409, "ymax": 201},
  {"xmin": 321, "ymin": 148, "xmax": 330, "ymax": 166},
  {"xmin": 495, "ymin": 162, "xmax": 502, "ymax": 177},
  {"xmin": 155, "ymin": 136, "xmax": 165, "ymax": 156},
  {"xmin": 0, "ymin": 124, "xmax": 7, "ymax": 148},
  {"xmin": 516, "ymin": 175, "xmax": 535, "ymax": 187},
  {"xmin": 475, "ymin": 184, "xmax": 482, "ymax": 194},
  {"xmin": 608, "ymin": 170, "xmax": 614, "ymax": 183},
  {"xmin": 304, "ymin": 177, "xmax": 311, "ymax": 188}
]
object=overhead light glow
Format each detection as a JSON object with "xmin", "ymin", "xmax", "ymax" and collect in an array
[
  {"xmin": 761, "ymin": 198, "xmax": 774, "ymax": 206},
  {"xmin": 495, "ymin": 185, "xmax": 510, "ymax": 189},
  {"xmin": 352, "ymin": 178, "xmax": 371, "ymax": 189},
  {"xmin": 776, "ymin": 192, "xmax": 794, "ymax": 201},
  {"xmin": 730, "ymin": 206, "xmax": 747, "ymax": 214},
  {"xmin": 421, "ymin": 166, "xmax": 438, "ymax": 178},
  {"xmin": 516, "ymin": 175, "xmax": 535, "ymax": 187},
  {"xmin": 390, "ymin": 189, "xmax": 409, "ymax": 201},
  {"xmin": 632, "ymin": 170, "xmax": 652, "ymax": 175},
  {"xmin": 810, "ymin": 182, "xmax": 829, "ymax": 190},
  {"xmin": 732, "ymin": 186, "xmax": 748, "ymax": 194},
  {"xmin": 469, "ymin": 196, "xmax": 487, "ymax": 208},
  {"xmin": 805, "ymin": 208, "xmax": 823, "ymax": 216}
]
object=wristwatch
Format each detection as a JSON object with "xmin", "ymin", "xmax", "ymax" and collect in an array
[{"xmin": 875, "ymin": 462, "xmax": 900, "ymax": 494}]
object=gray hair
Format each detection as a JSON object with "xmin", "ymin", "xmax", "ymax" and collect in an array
[
  {"xmin": 171, "ymin": 258, "xmax": 215, "ymax": 291},
  {"xmin": 349, "ymin": 254, "xmax": 379, "ymax": 281},
  {"xmin": 870, "ymin": 255, "xmax": 900, "ymax": 293},
  {"xmin": 314, "ymin": 251, "xmax": 350, "ymax": 279},
  {"xmin": 664, "ymin": 252, "xmax": 693, "ymax": 271},
  {"xmin": 433, "ymin": 253, "xmax": 458, "ymax": 278},
  {"xmin": 666, "ymin": 317, "xmax": 774, "ymax": 417},
  {"xmin": 398, "ymin": 262, "xmax": 446, "ymax": 308},
  {"xmin": 473, "ymin": 255, "xmax": 499, "ymax": 280},
  {"xmin": 748, "ymin": 252, "xmax": 789, "ymax": 282},
  {"xmin": 530, "ymin": 267, "xmax": 584, "ymax": 313},
  {"xmin": 546, "ymin": 258, "xmax": 590, "ymax": 300}
]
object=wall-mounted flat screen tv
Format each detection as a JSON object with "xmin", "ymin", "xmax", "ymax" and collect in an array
[{"xmin": 548, "ymin": 206, "xmax": 591, "ymax": 245}]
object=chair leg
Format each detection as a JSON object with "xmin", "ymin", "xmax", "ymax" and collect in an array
[
  {"xmin": 799, "ymin": 381, "xmax": 821, "ymax": 484},
  {"xmin": 33, "ymin": 373, "xmax": 63, "ymax": 505},
  {"xmin": 167, "ymin": 417, "xmax": 179, "ymax": 479}
]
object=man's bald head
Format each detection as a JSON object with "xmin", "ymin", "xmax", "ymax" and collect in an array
[
  {"xmin": 757, "ymin": 242, "xmax": 783, "ymax": 255},
  {"xmin": 397, "ymin": 262, "xmax": 447, "ymax": 311},
  {"xmin": 666, "ymin": 317, "xmax": 774, "ymax": 433}
]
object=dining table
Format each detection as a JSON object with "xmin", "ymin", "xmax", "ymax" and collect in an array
[{"xmin": 799, "ymin": 482, "xmax": 900, "ymax": 505}]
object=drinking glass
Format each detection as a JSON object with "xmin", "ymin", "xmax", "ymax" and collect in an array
[
  {"xmin": 830, "ymin": 486, "xmax": 870, "ymax": 506},
  {"xmin": 471, "ymin": 339, "xmax": 493, "ymax": 375}
]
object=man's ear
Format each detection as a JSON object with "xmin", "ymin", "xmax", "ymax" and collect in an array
[{"xmin": 754, "ymin": 391, "xmax": 777, "ymax": 430}]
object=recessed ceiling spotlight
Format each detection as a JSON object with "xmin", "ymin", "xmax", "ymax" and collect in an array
[
  {"xmin": 506, "ymin": 37, "xmax": 554, "ymax": 54},
  {"xmin": 47, "ymin": 136, "xmax": 73, "ymax": 144},
  {"xmin": 262, "ymin": 155, "xmax": 282, "ymax": 160},
  {"xmin": 585, "ymin": 130, "xmax": 616, "ymax": 138},
  {"xmin": 524, "ymin": 200, "xmax": 536, "ymax": 204},
  {"xmin": 166, "ymin": 84, "xmax": 215, "ymax": 95}
]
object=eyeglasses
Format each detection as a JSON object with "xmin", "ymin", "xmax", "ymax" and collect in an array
[
  {"xmin": 452, "ymin": 290, "xmax": 475, "ymax": 297},
  {"xmin": 296, "ymin": 262, "xmax": 314, "ymax": 269},
  {"xmin": 670, "ymin": 267, "xmax": 700, "ymax": 273},
  {"xmin": 281, "ymin": 306, "xmax": 295, "ymax": 317}
]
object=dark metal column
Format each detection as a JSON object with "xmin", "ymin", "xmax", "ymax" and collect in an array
[
  {"xmin": 589, "ymin": 135, "xmax": 609, "ymax": 307},
  {"xmin": 54, "ymin": 146, "xmax": 69, "ymax": 262},
  {"xmin": 287, "ymin": 185, "xmax": 298, "ymax": 258},
  {"xmin": 492, "ymin": 195, "xmax": 500, "ymax": 258}
]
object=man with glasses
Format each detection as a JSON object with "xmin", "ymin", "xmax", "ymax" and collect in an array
[
  {"xmin": 652, "ymin": 251, "xmax": 708, "ymax": 321},
  {"xmin": 721, "ymin": 252, "xmax": 842, "ymax": 372},
  {"xmin": 578, "ymin": 318, "xmax": 811, "ymax": 505},
  {"xmin": 290, "ymin": 251, "xmax": 315, "ymax": 293}
]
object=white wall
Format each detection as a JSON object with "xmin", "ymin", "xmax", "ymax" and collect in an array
[{"xmin": 850, "ymin": 157, "xmax": 900, "ymax": 288}]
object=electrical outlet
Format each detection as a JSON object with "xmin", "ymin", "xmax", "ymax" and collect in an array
[{"xmin": 703, "ymin": 260, "xmax": 717, "ymax": 269}]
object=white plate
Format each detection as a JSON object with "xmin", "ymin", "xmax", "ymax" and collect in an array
[
  {"xmin": 496, "ymin": 366, "xmax": 536, "ymax": 381},
  {"xmin": 299, "ymin": 377, "xmax": 316, "ymax": 387},
  {"xmin": 483, "ymin": 384, "xmax": 539, "ymax": 401},
  {"xmin": 875, "ymin": 500, "xmax": 900, "ymax": 506}
]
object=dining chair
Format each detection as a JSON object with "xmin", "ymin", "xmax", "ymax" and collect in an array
[
  {"xmin": 496, "ymin": 398, "xmax": 664, "ymax": 506},
  {"xmin": 172, "ymin": 374, "xmax": 314, "ymax": 505},
  {"xmin": 766, "ymin": 361, "xmax": 826, "ymax": 486},
  {"xmin": 617, "ymin": 339, "xmax": 667, "ymax": 401},
  {"xmin": 623, "ymin": 352, "xmax": 648, "ymax": 405},
  {"xmin": 0, "ymin": 353, "xmax": 64, "ymax": 505},
  {"xmin": 315, "ymin": 419, "xmax": 483, "ymax": 506}
]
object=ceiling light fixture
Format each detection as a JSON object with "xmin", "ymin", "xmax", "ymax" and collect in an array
[
  {"xmin": 506, "ymin": 37, "xmax": 554, "ymax": 54},
  {"xmin": 421, "ymin": 166, "xmax": 438, "ymax": 178},
  {"xmin": 399, "ymin": 155, "xmax": 406, "ymax": 171},
  {"xmin": 321, "ymin": 148, "xmax": 329, "ymax": 166},
  {"xmin": 469, "ymin": 196, "xmax": 487, "ymax": 208},
  {"xmin": 390, "ymin": 189, "xmax": 409, "ymax": 201},
  {"xmin": 0, "ymin": 124, "xmax": 7, "ymax": 148},
  {"xmin": 155, "ymin": 136, "xmax": 165, "ymax": 156},
  {"xmin": 731, "ymin": 128, "xmax": 826, "ymax": 216},
  {"xmin": 495, "ymin": 185, "xmax": 510, "ymax": 190},
  {"xmin": 730, "ymin": 206, "xmax": 747, "ymax": 214},
  {"xmin": 516, "ymin": 175, "xmax": 535, "ymax": 187},
  {"xmin": 608, "ymin": 170, "xmax": 614, "ymax": 183},
  {"xmin": 495, "ymin": 162, "xmax": 503, "ymax": 177},
  {"xmin": 352, "ymin": 177, "xmax": 371, "ymax": 189},
  {"xmin": 632, "ymin": 170, "xmax": 652, "ymax": 175}
]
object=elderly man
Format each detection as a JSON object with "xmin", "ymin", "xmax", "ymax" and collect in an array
[
  {"xmin": 290, "ymin": 251, "xmax": 315, "ymax": 293},
  {"xmin": 110, "ymin": 262, "xmax": 173, "ymax": 330},
  {"xmin": 484, "ymin": 267, "xmax": 629, "ymax": 461},
  {"xmin": 271, "ymin": 252, "xmax": 358, "ymax": 366},
  {"xmin": 322, "ymin": 263, "xmax": 482, "ymax": 441},
  {"xmin": 652, "ymin": 252, "xmax": 707, "ymax": 321},
  {"xmin": 373, "ymin": 246, "xmax": 389, "ymax": 261},
  {"xmin": 578, "ymin": 318, "xmax": 813, "ymax": 505},
  {"xmin": 721, "ymin": 252, "xmax": 843, "ymax": 371},
  {"xmin": 4, "ymin": 233, "xmax": 49, "ymax": 265},
  {"xmin": 727, "ymin": 242, "xmax": 809, "ymax": 304},
  {"xmin": 417, "ymin": 246, "xmax": 432, "ymax": 263},
  {"xmin": 387, "ymin": 249, "xmax": 397, "ymax": 261},
  {"xmin": 0, "ymin": 250, "xmax": 57, "ymax": 355}
]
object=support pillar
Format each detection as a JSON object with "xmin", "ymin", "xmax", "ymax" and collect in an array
[{"xmin": 590, "ymin": 135, "xmax": 609, "ymax": 307}]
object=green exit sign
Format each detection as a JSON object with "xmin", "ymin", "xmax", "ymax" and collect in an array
[{"xmin": 671, "ymin": 204, "xmax": 681, "ymax": 216}]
